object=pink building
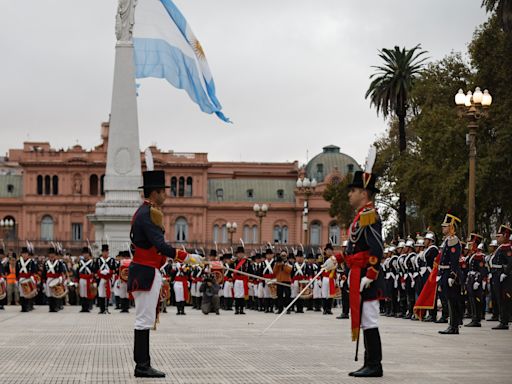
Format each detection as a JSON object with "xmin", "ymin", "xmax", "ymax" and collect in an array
[{"xmin": 0, "ymin": 123, "xmax": 361, "ymax": 251}]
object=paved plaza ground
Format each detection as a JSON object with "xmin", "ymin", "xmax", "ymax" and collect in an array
[{"xmin": 0, "ymin": 305, "xmax": 511, "ymax": 384}]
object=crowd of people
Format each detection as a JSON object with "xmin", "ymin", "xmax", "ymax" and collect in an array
[{"xmin": 0, "ymin": 224, "xmax": 510, "ymax": 331}]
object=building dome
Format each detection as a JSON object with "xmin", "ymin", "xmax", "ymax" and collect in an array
[{"xmin": 306, "ymin": 145, "xmax": 361, "ymax": 182}]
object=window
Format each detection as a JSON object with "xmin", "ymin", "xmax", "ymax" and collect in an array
[
  {"xmin": 178, "ymin": 177, "xmax": 185, "ymax": 197},
  {"xmin": 316, "ymin": 164, "xmax": 324, "ymax": 181},
  {"xmin": 186, "ymin": 177, "xmax": 193, "ymax": 197},
  {"xmin": 243, "ymin": 225, "xmax": 251, "ymax": 244},
  {"xmin": 221, "ymin": 224, "xmax": 228, "ymax": 243},
  {"xmin": 170, "ymin": 177, "xmax": 177, "ymax": 197},
  {"xmin": 41, "ymin": 215, "xmax": 54, "ymax": 241},
  {"xmin": 273, "ymin": 225, "xmax": 282, "ymax": 243},
  {"xmin": 175, "ymin": 217, "xmax": 188, "ymax": 242},
  {"xmin": 310, "ymin": 222, "xmax": 322, "ymax": 245},
  {"xmin": 72, "ymin": 223, "xmax": 82, "ymax": 241},
  {"xmin": 347, "ymin": 163, "xmax": 354, "ymax": 173},
  {"xmin": 329, "ymin": 223, "xmax": 340, "ymax": 246},
  {"xmin": 246, "ymin": 189, "xmax": 254, "ymax": 199},
  {"xmin": 282, "ymin": 226, "xmax": 289, "ymax": 244},
  {"xmin": 100, "ymin": 175, "xmax": 105, "ymax": 195},
  {"xmin": 216, "ymin": 188, "xmax": 224, "ymax": 201},
  {"xmin": 52, "ymin": 175, "xmax": 59, "ymax": 195},
  {"xmin": 7, "ymin": 184, "xmax": 14, "ymax": 194},
  {"xmin": 277, "ymin": 189, "xmax": 284, "ymax": 199},
  {"xmin": 252, "ymin": 225, "xmax": 258, "ymax": 244},
  {"xmin": 44, "ymin": 175, "xmax": 51, "ymax": 195},
  {"xmin": 213, "ymin": 224, "xmax": 219, "ymax": 243},
  {"xmin": 37, "ymin": 175, "xmax": 43, "ymax": 195},
  {"xmin": 90, "ymin": 175, "xmax": 99, "ymax": 196}
]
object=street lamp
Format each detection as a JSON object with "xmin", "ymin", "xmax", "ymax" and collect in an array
[
  {"xmin": 253, "ymin": 203, "xmax": 268, "ymax": 245},
  {"xmin": 454, "ymin": 87, "xmax": 492, "ymax": 234},
  {"xmin": 296, "ymin": 177, "xmax": 317, "ymax": 245},
  {"xmin": 0, "ymin": 218, "xmax": 16, "ymax": 243},
  {"xmin": 226, "ymin": 221, "xmax": 237, "ymax": 245}
]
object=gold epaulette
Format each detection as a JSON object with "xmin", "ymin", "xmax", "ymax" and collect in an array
[
  {"xmin": 150, "ymin": 207, "xmax": 165, "ymax": 231},
  {"xmin": 359, "ymin": 208, "xmax": 377, "ymax": 227}
]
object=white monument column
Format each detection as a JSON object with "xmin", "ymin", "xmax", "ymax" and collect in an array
[{"xmin": 88, "ymin": 0, "xmax": 141, "ymax": 249}]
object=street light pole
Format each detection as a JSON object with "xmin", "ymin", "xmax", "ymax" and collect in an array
[
  {"xmin": 253, "ymin": 203, "xmax": 268, "ymax": 245},
  {"xmin": 296, "ymin": 177, "xmax": 317, "ymax": 246},
  {"xmin": 455, "ymin": 87, "xmax": 492, "ymax": 234},
  {"xmin": 226, "ymin": 221, "xmax": 237, "ymax": 246}
]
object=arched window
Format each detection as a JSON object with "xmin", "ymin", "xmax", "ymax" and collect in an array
[
  {"xmin": 90, "ymin": 174, "xmax": 99, "ymax": 196},
  {"xmin": 52, "ymin": 175, "xmax": 59, "ymax": 195},
  {"xmin": 221, "ymin": 224, "xmax": 228, "ymax": 243},
  {"xmin": 41, "ymin": 215, "xmax": 54, "ymax": 241},
  {"xmin": 100, "ymin": 175, "xmax": 105, "ymax": 195},
  {"xmin": 282, "ymin": 226, "xmax": 289, "ymax": 244},
  {"xmin": 178, "ymin": 177, "xmax": 185, "ymax": 197},
  {"xmin": 186, "ymin": 177, "xmax": 193, "ymax": 197},
  {"xmin": 175, "ymin": 217, "xmax": 188, "ymax": 242},
  {"xmin": 213, "ymin": 224, "xmax": 219, "ymax": 243},
  {"xmin": 273, "ymin": 225, "xmax": 282, "ymax": 243},
  {"xmin": 37, "ymin": 175, "xmax": 43, "ymax": 195},
  {"xmin": 243, "ymin": 225, "xmax": 251, "ymax": 244},
  {"xmin": 310, "ymin": 221, "xmax": 322, "ymax": 246},
  {"xmin": 44, "ymin": 175, "xmax": 51, "ymax": 195},
  {"xmin": 329, "ymin": 223, "xmax": 340, "ymax": 246},
  {"xmin": 252, "ymin": 225, "xmax": 258, "ymax": 244},
  {"xmin": 316, "ymin": 163, "xmax": 324, "ymax": 181},
  {"xmin": 170, "ymin": 177, "xmax": 177, "ymax": 197}
]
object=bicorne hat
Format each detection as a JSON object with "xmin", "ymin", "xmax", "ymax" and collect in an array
[{"xmin": 347, "ymin": 171, "xmax": 380, "ymax": 193}]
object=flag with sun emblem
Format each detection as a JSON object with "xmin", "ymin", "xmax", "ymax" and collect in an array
[{"xmin": 133, "ymin": 0, "xmax": 230, "ymax": 122}]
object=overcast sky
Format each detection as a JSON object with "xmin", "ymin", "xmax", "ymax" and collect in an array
[{"xmin": 0, "ymin": 1, "xmax": 488, "ymax": 166}]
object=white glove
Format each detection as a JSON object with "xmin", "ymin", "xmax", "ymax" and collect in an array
[
  {"xmin": 340, "ymin": 279, "xmax": 344, "ymax": 288},
  {"xmin": 483, "ymin": 281, "xmax": 487, "ymax": 290},
  {"xmin": 420, "ymin": 267, "xmax": 427, "ymax": 276},
  {"xmin": 321, "ymin": 256, "xmax": 338, "ymax": 271},
  {"xmin": 411, "ymin": 279, "xmax": 415, "ymax": 288},
  {"xmin": 184, "ymin": 253, "xmax": 204, "ymax": 266},
  {"xmin": 360, "ymin": 276, "xmax": 374, "ymax": 292},
  {"xmin": 413, "ymin": 272, "xmax": 419, "ymax": 279},
  {"xmin": 401, "ymin": 282, "xmax": 406, "ymax": 290},
  {"xmin": 500, "ymin": 273, "xmax": 507, "ymax": 283},
  {"xmin": 448, "ymin": 278, "xmax": 455, "ymax": 287},
  {"xmin": 436, "ymin": 276, "xmax": 441, "ymax": 283},
  {"xmin": 100, "ymin": 269, "xmax": 109, "ymax": 275},
  {"xmin": 473, "ymin": 282, "xmax": 480, "ymax": 291}
]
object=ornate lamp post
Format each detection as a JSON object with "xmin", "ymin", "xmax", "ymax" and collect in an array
[
  {"xmin": 253, "ymin": 203, "xmax": 268, "ymax": 245},
  {"xmin": 454, "ymin": 87, "xmax": 492, "ymax": 234},
  {"xmin": 226, "ymin": 221, "xmax": 237, "ymax": 246},
  {"xmin": 296, "ymin": 177, "xmax": 317, "ymax": 246},
  {"xmin": 0, "ymin": 218, "xmax": 15, "ymax": 241}
]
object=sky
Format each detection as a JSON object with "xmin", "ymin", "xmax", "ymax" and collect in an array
[{"xmin": 0, "ymin": 1, "xmax": 488, "ymax": 166}]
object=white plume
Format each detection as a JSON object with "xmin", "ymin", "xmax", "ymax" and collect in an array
[
  {"xmin": 144, "ymin": 147, "xmax": 154, "ymax": 171},
  {"xmin": 364, "ymin": 145, "xmax": 377, "ymax": 173}
]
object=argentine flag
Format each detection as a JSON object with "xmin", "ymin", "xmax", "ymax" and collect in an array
[{"xmin": 134, "ymin": 0, "xmax": 230, "ymax": 123}]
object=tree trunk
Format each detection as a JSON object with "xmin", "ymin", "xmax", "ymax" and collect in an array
[{"xmin": 398, "ymin": 109, "xmax": 407, "ymax": 238}]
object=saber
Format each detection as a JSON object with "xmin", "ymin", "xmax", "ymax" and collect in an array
[
  {"xmin": 202, "ymin": 262, "xmax": 291, "ymax": 288},
  {"xmin": 262, "ymin": 268, "xmax": 325, "ymax": 334}
]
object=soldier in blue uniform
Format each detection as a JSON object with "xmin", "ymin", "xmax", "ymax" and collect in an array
[
  {"xmin": 128, "ymin": 170, "xmax": 203, "ymax": 378},
  {"xmin": 491, "ymin": 225, "xmax": 512, "ymax": 330},
  {"xmin": 437, "ymin": 214, "xmax": 463, "ymax": 335},
  {"xmin": 323, "ymin": 169, "xmax": 384, "ymax": 378}
]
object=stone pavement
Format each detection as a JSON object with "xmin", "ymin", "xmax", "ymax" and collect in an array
[{"xmin": 0, "ymin": 306, "xmax": 511, "ymax": 384}]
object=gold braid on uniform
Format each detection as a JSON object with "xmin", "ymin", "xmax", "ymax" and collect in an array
[{"xmin": 150, "ymin": 207, "xmax": 165, "ymax": 231}]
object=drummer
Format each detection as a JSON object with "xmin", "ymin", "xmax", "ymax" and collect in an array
[
  {"xmin": 291, "ymin": 248, "xmax": 307, "ymax": 314},
  {"xmin": 76, "ymin": 246, "xmax": 97, "ymax": 313},
  {"xmin": 16, "ymin": 245, "xmax": 38, "ymax": 312},
  {"xmin": 42, "ymin": 247, "xmax": 66, "ymax": 313}
]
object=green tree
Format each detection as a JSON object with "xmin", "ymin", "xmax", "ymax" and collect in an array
[
  {"xmin": 482, "ymin": 0, "xmax": 512, "ymax": 35},
  {"xmin": 365, "ymin": 45, "xmax": 427, "ymax": 237},
  {"xmin": 322, "ymin": 173, "xmax": 354, "ymax": 230}
]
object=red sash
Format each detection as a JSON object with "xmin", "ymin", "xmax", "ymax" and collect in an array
[
  {"xmin": 322, "ymin": 270, "xmax": 336, "ymax": 296},
  {"xmin": 174, "ymin": 275, "xmax": 189, "ymax": 301},
  {"xmin": 80, "ymin": 273, "xmax": 95, "ymax": 299},
  {"xmin": 133, "ymin": 246, "xmax": 166, "ymax": 269},
  {"xmin": 345, "ymin": 250, "xmax": 370, "ymax": 341},
  {"xmin": 18, "ymin": 272, "xmax": 32, "ymax": 279},
  {"xmin": 234, "ymin": 258, "xmax": 249, "ymax": 297}
]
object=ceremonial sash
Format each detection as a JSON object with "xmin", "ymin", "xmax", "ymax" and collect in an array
[
  {"xmin": 133, "ymin": 245, "xmax": 167, "ymax": 269},
  {"xmin": 80, "ymin": 273, "xmax": 95, "ymax": 299},
  {"xmin": 234, "ymin": 258, "xmax": 249, "ymax": 297},
  {"xmin": 322, "ymin": 270, "xmax": 336, "ymax": 296},
  {"xmin": 174, "ymin": 275, "xmax": 189, "ymax": 301},
  {"xmin": 345, "ymin": 250, "xmax": 370, "ymax": 341},
  {"xmin": 413, "ymin": 253, "xmax": 441, "ymax": 319}
]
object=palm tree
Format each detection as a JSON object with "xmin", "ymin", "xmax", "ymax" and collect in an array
[
  {"xmin": 482, "ymin": 0, "xmax": 512, "ymax": 34},
  {"xmin": 365, "ymin": 45, "xmax": 427, "ymax": 237}
]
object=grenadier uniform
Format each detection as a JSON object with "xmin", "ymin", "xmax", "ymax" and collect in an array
[
  {"xmin": 117, "ymin": 251, "xmax": 132, "ymax": 313},
  {"xmin": 76, "ymin": 246, "xmax": 97, "ymax": 313},
  {"xmin": 96, "ymin": 244, "xmax": 116, "ymax": 314},
  {"xmin": 490, "ymin": 225, "xmax": 512, "ymax": 330},
  {"xmin": 43, "ymin": 247, "xmax": 66, "ymax": 313},
  {"xmin": 291, "ymin": 249, "xmax": 307, "ymax": 314},
  {"xmin": 487, "ymin": 239, "xmax": 500, "ymax": 321},
  {"xmin": 261, "ymin": 249, "xmax": 276, "ymax": 313},
  {"xmin": 128, "ymin": 170, "xmax": 200, "ymax": 378},
  {"xmin": 16, "ymin": 246, "xmax": 38, "ymax": 312},
  {"xmin": 171, "ymin": 261, "xmax": 190, "ymax": 315},
  {"xmin": 464, "ymin": 234, "xmax": 487, "ymax": 327},
  {"xmin": 221, "ymin": 253, "xmax": 234, "ymax": 310},
  {"xmin": 233, "ymin": 245, "xmax": 250, "ymax": 315}
]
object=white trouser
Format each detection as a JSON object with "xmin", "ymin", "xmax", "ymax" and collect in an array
[
  {"xmin": 361, "ymin": 300, "xmax": 379, "ymax": 330},
  {"xmin": 223, "ymin": 281, "xmax": 233, "ymax": 298},
  {"xmin": 233, "ymin": 279, "xmax": 245, "ymax": 299},
  {"xmin": 133, "ymin": 269, "xmax": 162, "ymax": 330},
  {"xmin": 45, "ymin": 277, "xmax": 60, "ymax": 298},
  {"xmin": 79, "ymin": 278, "xmax": 89, "ymax": 298},
  {"xmin": 321, "ymin": 277, "xmax": 331, "ymax": 299},
  {"xmin": 98, "ymin": 278, "xmax": 109, "ymax": 298},
  {"xmin": 291, "ymin": 280, "xmax": 299, "ymax": 298},
  {"xmin": 313, "ymin": 280, "xmax": 322, "ymax": 299},
  {"xmin": 173, "ymin": 280, "xmax": 186, "ymax": 302},
  {"xmin": 118, "ymin": 281, "xmax": 128, "ymax": 299},
  {"xmin": 191, "ymin": 282, "xmax": 197, "ymax": 297},
  {"xmin": 257, "ymin": 282, "xmax": 264, "ymax": 298},
  {"xmin": 195, "ymin": 282, "xmax": 203, "ymax": 297}
]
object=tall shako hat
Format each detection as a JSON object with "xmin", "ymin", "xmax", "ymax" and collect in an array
[
  {"xmin": 82, "ymin": 246, "xmax": 91, "ymax": 255},
  {"xmin": 347, "ymin": 145, "xmax": 380, "ymax": 193},
  {"xmin": 498, "ymin": 224, "xmax": 512, "ymax": 237},
  {"xmin": 236, "ymin": 239, "xmax": 245, "ymax": 254},
  {"xmin": 209, "ymin": 249, "xmax": 217, "ymax": 257},
  {"xmin": 139, "ymin": 148, "xmax": 170, "ymax": 190},
  {"xmin": 441, "ymin": 213, "xmax": 461, "ymax": 227},
  {"xmin": 101, "ymin": 244, "xmax": 109, "ymax": 252}
]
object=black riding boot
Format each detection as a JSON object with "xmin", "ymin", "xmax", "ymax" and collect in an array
[
  {"xmin": 98, "ymin": 297, "xmax": 106, "ymax": 314},
  {"xmin": 134, "ymin": 329, "xmax": 165, "ymax": 378},
  {"xmin": 349, "ymin": 331, "xmax": 368, "ymax": 376},
  {"xmin": 20, "ymin": 297, "xmax": 28, "ymax": 312},
  {"xmin": 439, "ymin": 299, "xmax": 459, "ymax": 334},
  {"xmin": 121, "ymin": 298, "xmax": 130, "ymax": 313},
  {"xmin": 352, "ymin": 328, "xmax": 383, "ymax": 377}
]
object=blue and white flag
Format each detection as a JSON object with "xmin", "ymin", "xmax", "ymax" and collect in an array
[{"xmin": 134, "ymin": 0, "xmax": 230, "ymax": 122}]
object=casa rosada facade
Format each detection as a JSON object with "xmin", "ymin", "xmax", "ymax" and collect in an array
[{"xmin": 0, "ymin": 122, "xmax": 361, "ymax": 252}]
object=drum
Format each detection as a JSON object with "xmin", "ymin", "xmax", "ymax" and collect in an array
[
  {"xmin": 48, "ymin": 278, "xmax": 67, "ymax": 299},
  {"xmin": 119, "ymin": 259, "xmax": 131, "ymax": 282},
  {"xmin": 268, "ymin": 281, "xmax": 278, "ymax": 299},
  {"xmin": 160, "ymin": 279, "xmax": 171, "ymax": 301},
  {"xmin": 90, "ymin": 281, "xmax": 98, "ymax": 298},
  {"xmin": 0, "ymin": 277, "xmax": 6, "ymax": 300},
  {"xmin": 298, "ymin": 280, "xmax": 313, "ymax": 299},
  {"xmin": 20, "ymin": 277, "xmax": 38, "ymax": 299},
  {"xmin": 209, "ymin": 261, "xmax": 224, "ymax": 285}
]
